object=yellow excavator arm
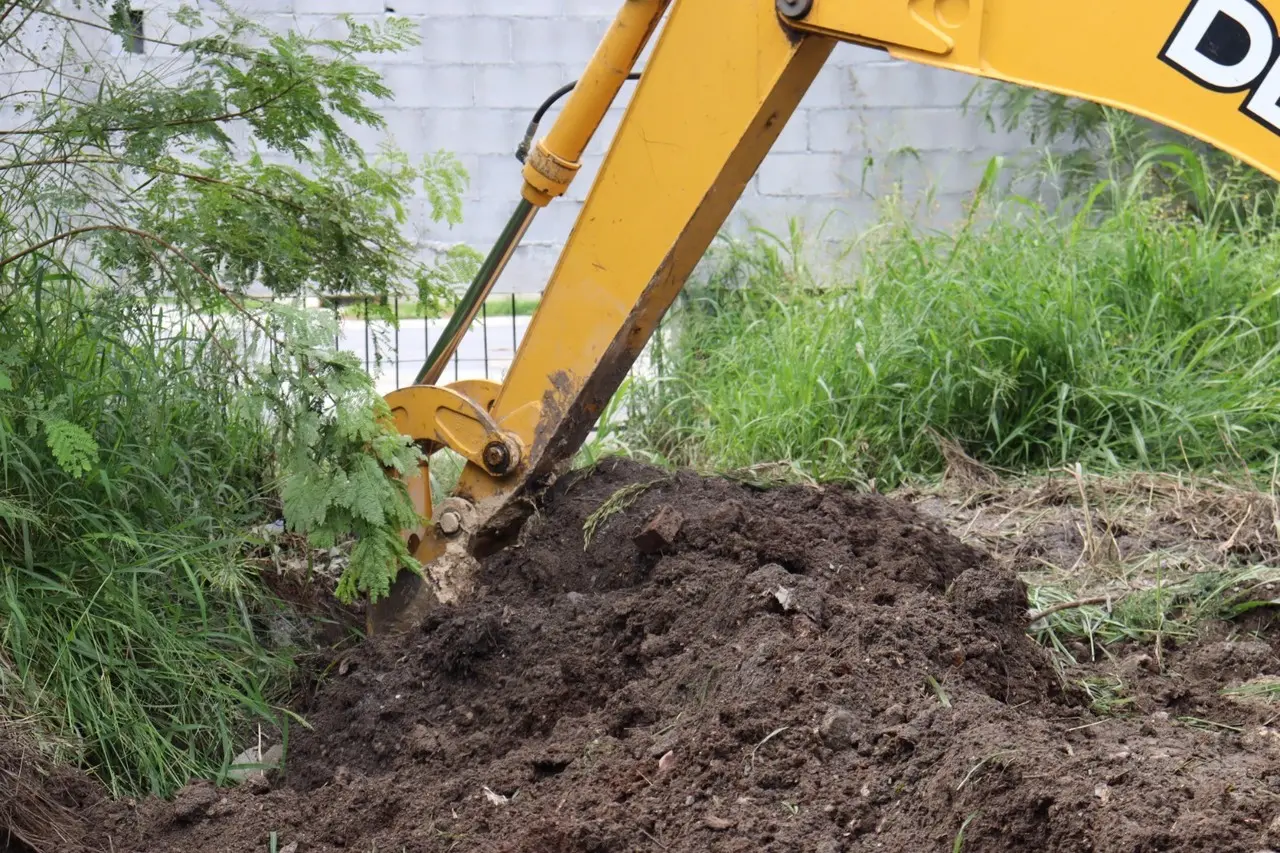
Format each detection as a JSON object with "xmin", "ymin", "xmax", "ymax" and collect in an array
[{"xmin": 372, "ymin": 0, "xmax": 1280, "ymax": 630}]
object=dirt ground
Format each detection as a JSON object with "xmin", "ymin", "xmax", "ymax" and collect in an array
[{"xmin": 19, "ymin": 458, "xmax": 1280, "ymax": 852}]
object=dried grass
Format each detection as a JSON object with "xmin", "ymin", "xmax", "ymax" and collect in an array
[
  {"xmin": 904, "ymin": 464, "xmax": 1280, "ymax": 582},
  {"xmin": 0, "ymin": 716, "xmax": 93, "ymax": 853},
  {"xmin": 900, "ymin": 464, "xmax": 1280, "ymax": 665}
]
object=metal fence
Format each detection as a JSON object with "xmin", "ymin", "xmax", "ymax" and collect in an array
[
  {"xmin": 327, "ymin": 294, "xmax": 665, "ymax": 401},
  {"xmin": 330, "ymin": 294, "xmax": 532, "ymax": 394},
  {"xmin": 165, "ymin": 289, "xmax": 669, "ymax": 445}
]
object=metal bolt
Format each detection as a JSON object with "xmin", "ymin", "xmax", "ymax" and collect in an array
[
  {"xmin": 483, "ymin": 440, "xmax": 512, "ymax": 475},
  {"xmin": 776, "ymin": 0, "xmax": 813, "ymax": 19},
  {"xmin": 437, "ymin": 511, "xmax": 462, "ymax": 536}
]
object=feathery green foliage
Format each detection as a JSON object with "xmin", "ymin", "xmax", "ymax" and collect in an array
[
  {"xmin": 0, "ymin": 2, "xmax": 478, "ymax": 600},
  {"xmin": 964, "ymin": 81, "xmax": 1280, "ymax": 231},
  {"xmin": 260, "ymin": 308, "xmax": 423, "ymax": 602},
  {"xmin": 0, "ymin": 3, "xmax": 476, "ymax": 310},
  {"xmin": 0, "ymin": 268, "xmax": 293, "ymax": 797},
  {"xmin": 0, "ymin": 1, "xmax": 480, "ymax": 796}
]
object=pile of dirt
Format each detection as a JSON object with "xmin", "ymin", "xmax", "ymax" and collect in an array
[{"xmin": 87, "ymin": 459, "xmax": 1280, "ymax": 852}]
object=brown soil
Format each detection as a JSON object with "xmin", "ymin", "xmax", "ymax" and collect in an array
[{"xmin": 66, "ymin": 460, "xmax": 1280, "ymax": 850}]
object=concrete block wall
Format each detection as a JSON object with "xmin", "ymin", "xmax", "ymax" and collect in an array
[
  {"xmin": 255, "ymin": 2, "xmax": 1038, "ymax": 291},
  {"xmin": 8, "ymin": 0, "xmax": 1037, "ymax": 293}
]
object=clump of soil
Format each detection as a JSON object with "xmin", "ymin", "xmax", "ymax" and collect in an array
[{"xmin": 90, "ymin": 459, "xmax": 1280, "ymax": 852}]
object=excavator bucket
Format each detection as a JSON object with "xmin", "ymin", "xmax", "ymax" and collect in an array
[{"xmin": 366, "ymin": 380, "xmax": 511, "ymax": 633}]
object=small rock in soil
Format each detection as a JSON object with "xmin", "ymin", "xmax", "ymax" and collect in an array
[
  {"xmin": 482, "ymin": 786, "xmax": 509, "ymax": 806},
  {"xmin": 745, "ymin": 563, "xmax": 791, "ymax": 591},
  {"xmin": 882, "ymin": 703, "xmax": 908, "ymax": 724},
  {"xmin": 244, "ymin": 773, "xmax": 271, "ymax": 795},
  {"xmin": 634, "ymin": 505, "xmax": 683, "ymax": 554},
  {"xmin": 170, "ymin": 781, "xmax": 219, "ymax": 824},
  {"xmin": 819, "ymin": 707, "xmax": 858, "ymax": 750},
  {"xmin": 226, "ymin": 743, "xmax": 283, "ymax": 782}
]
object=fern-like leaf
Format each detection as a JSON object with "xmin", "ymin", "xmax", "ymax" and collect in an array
[
  {"xmin": 337, "ymin": 455, "xmax": 388, "ymax": 527},
  {"xmin": 43, "ymin": 418, "xmax": 99, "ymax": 478},
  {"xmin": 337, "ymin": 528, "xmax": 420, "ymax": 603}
]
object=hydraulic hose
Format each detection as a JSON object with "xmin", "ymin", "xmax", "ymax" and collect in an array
[
  {"xmin": 413, "ymin": 198, "xmax": 537, "ymax": 386},
  {"xmin": 416, "ymin": 46, "xmax": 646, "ymax": 384},
  {"xmin": 516, "ymin": 73, "xmax": 642, "ymax": 164}
]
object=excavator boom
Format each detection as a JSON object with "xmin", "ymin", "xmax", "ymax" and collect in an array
[{"xmin": 372, "ymin": 0, "xmax": 1280, "ymax": 630}]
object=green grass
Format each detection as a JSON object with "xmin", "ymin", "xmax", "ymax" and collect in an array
[
  {"xmin": 1028, "ymin": 562, "xmax": 1280, "ymax": 665},
  {"xmin": 622, "ymin": 170, "xmax": 1280, "ymax": 490},
  {"xmin": 0, "ymin": 269, "xmax": 294, "ymax": 797},
  {"xmin": 1224, "ymin": 677, "xmax": 1280, "ymax": 702},
  {"xmin": 953, "ymin": 813, "xmax": 979, "ymax": 853}
]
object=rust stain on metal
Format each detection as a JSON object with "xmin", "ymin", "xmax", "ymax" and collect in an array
[
  {"xmin": 534, "ymin": 369, "xmax": 577, "ymax": 462},
  {"xmin": 526, "ymin": 258, "xmax": 678, "ymax": 487}
]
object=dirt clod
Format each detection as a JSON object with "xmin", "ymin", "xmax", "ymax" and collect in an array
[
  {"xmin": 1188, "ymin": 640, "xmax": 1276, "ymax": 681},
  {"xmin": 82, "ymin": 459, "xmax": 1280, "ymax": 853},
  {"xmin": 169, "ymin": 782, "xmax": 219, "ymax": 824},
  {"xmin": 818, "ymin": 707, "xmax": 858, "ymax": 750},
  {"xmin": 634, "ymin": 504, "xmax": 683, "ymax": 554},
  {"xmin": 243, "ymin": 773, "xmax": 271, "ymax": 795}
]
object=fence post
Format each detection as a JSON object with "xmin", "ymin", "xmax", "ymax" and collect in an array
[
  {"xmin": 363, "ymin": 297, "xmax": 371, "ymax": 374},
  {"xmin": 482, "ymin": 299, "xmax": 489, "ymax": 380}
]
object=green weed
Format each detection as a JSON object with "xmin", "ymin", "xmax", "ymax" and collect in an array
[
  {"xmin": 624, "ymin": 171, "xmax": 1280, "ymax": 490},
  {"xmin": 334, "ymin": 293, "xmax": 541, "ymax": 322},
  {"xmin": 0, "ymin": 273, "xmax": 294, "ymax": 797},
  {"xmin": 953, "ymin": 813, "xmax": 979, "ymax": 853},
  {"xmin": 582, "ymin": 477, "xmax": 672, "ymax": 550},
  {"xmin": 1027, "ymin": 563, "xmax": 1280, "ymax": 667},
  {"xmin": 1077, "ymin": 676, "xmax": 1135, "ymax": 714},
  {"xmin": 1224, "ymin": 677, "xmax": 1280, "ymax": 702}
]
